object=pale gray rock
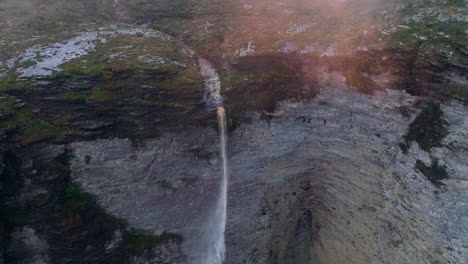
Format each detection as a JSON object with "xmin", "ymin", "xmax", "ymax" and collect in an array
[
  {"xmin": 69, "ymin": 84, "xmax": 468, "ymax": 264},
  {"xmin": 69, "ymin": 129, "xmax": 220, "ymax": 262}
]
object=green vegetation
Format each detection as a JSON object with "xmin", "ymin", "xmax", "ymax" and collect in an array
[
  {"xmin": 61, "ymin": 55, "xmax": 110, "ymax": 77},
  {"xmin": 122, "ymin": 228, "xmax": 182, "ymax": 255},
  {"xmin": 416, "ymin": 160, "xmax": 449, "ymax": 187},
  {"xmin": 0, "ymin": 106, "xmax": 76, "ymax": 145},
  {"xmin": 0, "ymin": 74, "xmax": 31, "ymax": 91},
  {"xmin": 390, "ymin": 0, "xmax": 467, "ymax": 46},
  {"xmin": 53, "ymin": 183, "xmax": 94, "ymax": 225},
  {"xmin": 124, "ymin": 228, "xmax": 158, "ymax": 253},
  {"xmin": 1, "ymin": 32, "xmax": 207, "ymax": 142},
  {"xmin": 14, "ymin": 59, "xmax": 36, "ymax": 69},
  {"xmin": 402, "ymin": 104, "xmax": 448, "ymax": 152},
  {"xmin": 159, "ymin": 68, "xmax": 203, "ymax": 92},
  {"xmin": 0, "ymin": 109, "xmax": 33, "ymax": 136},
  {"xmin": 226, "ymin": 115, "xmax": 240, "ymax": 132},
  {"xmin": 438, "ymin": 81, "xmax": 468, "ymax": 103},
  {"xmin": 19, "ymin": 119, "xmax": 70, "ymax": 145},
  {"xmin": 0, "ymin": 96, "xmax": 17, "ymax": 116},
  {"xmin": 88, "ymin": 86, "xmax": 118, "ymax": 101}
]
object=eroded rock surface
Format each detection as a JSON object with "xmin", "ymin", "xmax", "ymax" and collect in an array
[{"xmin": 69, "ymin": 84, "xmax": 467, "ymax": 263}]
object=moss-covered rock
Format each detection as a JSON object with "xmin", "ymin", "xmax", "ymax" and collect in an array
[
  {"xmin": 0, "ymin": 26, "xmax": 213, "ymax": 144},
  {"xmin": 415, "ymin": 159, "xmax": 449, "ymax": 187},
  {"xmin": 402, "ymin": 104, "xmax": 448, "ymax": 152},
  {"xmin": 384, "ymin": 0, "xmax": 468, "ymax": 97},
  {"xmin": 0, "ymin": 74, "xmax": 31, "ymax": 91}
]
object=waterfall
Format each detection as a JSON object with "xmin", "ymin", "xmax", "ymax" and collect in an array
[
  {"xmin": 215, "ymin": 106, "xmax": 229, "ymax": 262},
  {"xmin": 199, "ymin": 58, "xmax": 223, "ymax": 108},
  {"xmin": 198, "ymin": 58, "xmax": 229, "ymax": 264}
]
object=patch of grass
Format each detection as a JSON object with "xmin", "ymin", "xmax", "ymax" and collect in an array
[
  {"xmin": 53, "ymin": 183, "xmax": 93, "ymax": 226},
  {"xmin": 122, "ymin": 228, "xmax": 182, "ymax": 255},
  {"xmin": 388, "ymin": 0, "xmax": 468, "ymax": 48},
  {"xmin": 0, "ymin": 96, "xmax": 17, "ymax": 116},
  {"xmin": 0, "ymin": 109, "xmax": 33, "ymax": 136},
  {"xmin": 15, "ymin": 59, "xmax": 36, "ymax": 69},
  {"xmin": 19, "ymin": 118, "xmax": 71, "ymax": 145},
  {"xmin": 390, "ymin": 23, "xmax": 429, "ymax": 46},
  {"xmin": 416, "ymin": 160, "xmax": 449, "ymax": 187},
  {"xmin": 158, "ymin": 68, "xmax": 202, "ymax": 92},
  {"xmin": 52, "ymin": 179, "xmax": 125, "ymax": 231},
  {"xmin": 0, "ymin": 106, "xmax": 76, "ymax": 145},
  {"xmin": 61, "ymin": 56, "xmax": 110, "ymax": 77},
  {"xmin": 85, "ymin": 61, "xmax": 111, "ymax": 76},
  {"xmin": 438, "ymin": 81, "xmax": 468, "ymax": 103},
  {"xmin": 0, "ymin": 74, "xmax": 31, "ymax": 91},
  {"xmin": 104, "ymin": 228, "xmax": 183, "ymax": 263},
  {"xmin": 88, "ymin": 86, "xmax": 118, "ymax": 101},
  {"xmin": 55, "ymin": 151, "xmax": 71, "ymax": 167},
  {"xmin": 123, "ymin": 228, "xmax": 158, "ymax": 254},
  {"xmin": 403, "ymin": 104, "xmax": 448, "ymax": 151}
]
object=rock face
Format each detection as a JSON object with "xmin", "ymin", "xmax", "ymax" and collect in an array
[{"xmin": 68, "ymin": 83, "xmax": 467, "ymax": 263}]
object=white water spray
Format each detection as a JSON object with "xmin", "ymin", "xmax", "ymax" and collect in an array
[
  {"xmin": 198, "ymin": 58, "xmax": 229, "ymax": 264},
  {"xmin": 202, "ymin": 106, "xmax": 229, "ymax": 264}
]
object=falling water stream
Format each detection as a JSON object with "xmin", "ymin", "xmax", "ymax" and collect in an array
[
  {"xmin": 198, "ymin": 58, "xmax": 228, "ymax": 264},
  {"xmin": 215, "ymin": 106, "xmax": 229, "ymax": 263}
]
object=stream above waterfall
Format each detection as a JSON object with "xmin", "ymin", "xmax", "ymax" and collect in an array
[{"xmin": 198, "ymin": 58, "xmax": 229, "ymax": 264}]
